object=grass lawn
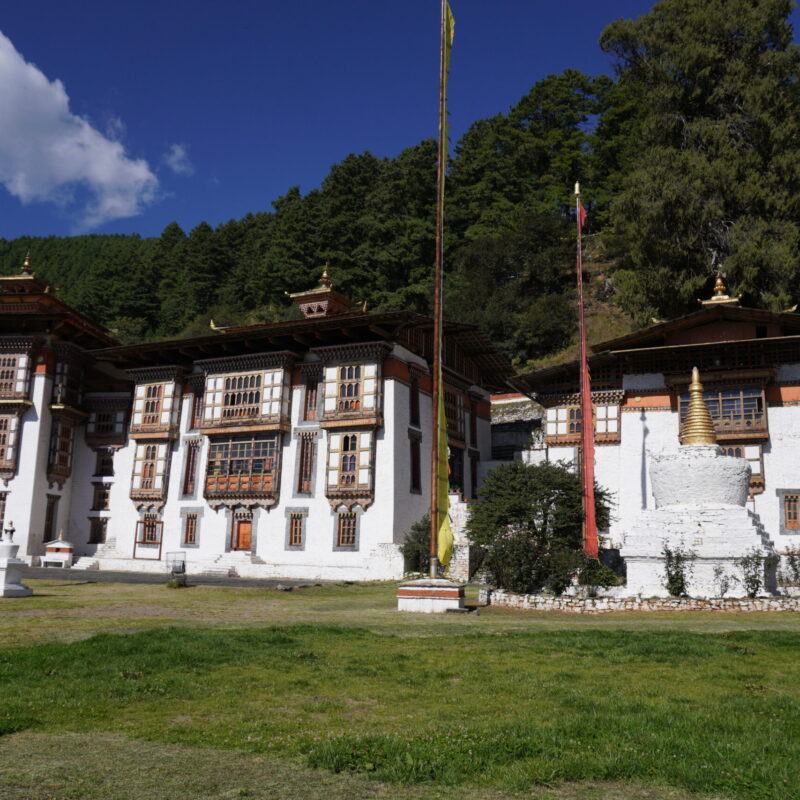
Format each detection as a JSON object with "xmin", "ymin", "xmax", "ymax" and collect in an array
[{"xmin": 1, "ymin": 579, "xmax": 799, "ymax": 800}]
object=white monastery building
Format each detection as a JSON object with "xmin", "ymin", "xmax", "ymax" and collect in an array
[
  {"xmin": 509, "ymin": 277, "xmax": 800, "ymax": 563},
  {"xmin": 0, "ymin": 259, "xmax": 510, "ymax": 580}
]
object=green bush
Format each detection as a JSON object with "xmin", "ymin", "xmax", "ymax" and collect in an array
[
  {"xmin": 399, "ymin": 514, "xmax": 433, "ymax": 575},
  {"xmin": 662, "ymin": 544, "xmax": 696, "ymax": 597},
  {"xmin": 466, "ymin": 461, "xmax": 610, "ymax": 595}
]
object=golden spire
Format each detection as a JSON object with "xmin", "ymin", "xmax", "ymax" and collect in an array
[
  {"xmin": 57, "ymin": 528, "xmax": 64, "ymax": 541},
  {"xmin": 682, "ymin": 367, "xmax": 717, "ymax": 445},
  {"xmin": 318, "ymin": 264, "xmax": 332, "ymax": 289},
  {"xmin": 700, "ymin": 271, "xmax": 740, "ymax": 306},
  {"xmin": 21, "ymin": 251, "xmax": 32, "ymax": 275}
]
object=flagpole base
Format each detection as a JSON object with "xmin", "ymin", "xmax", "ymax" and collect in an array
[{"xmin": 397, "ymin": 578, "xmax": 465, "ymax": 614}]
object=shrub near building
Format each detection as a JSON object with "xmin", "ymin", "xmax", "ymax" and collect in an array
[{"xmin": 466, "ymin": 461, "xmax": 611, "ymax": 594}]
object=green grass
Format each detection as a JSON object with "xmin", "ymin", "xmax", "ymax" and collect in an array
[{"xmin": 2, "ymin": 580, "xmax": 800, "ymax": 799}]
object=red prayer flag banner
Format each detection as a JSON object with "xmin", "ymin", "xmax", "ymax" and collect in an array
[{"xmin": 579, "ymin": 203, "xmax": 587, "ymax": 230}]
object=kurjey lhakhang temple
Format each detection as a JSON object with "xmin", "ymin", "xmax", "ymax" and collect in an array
[{"xmin": 0, "ymin": 255, "xmax": 510, "ymax": 582}]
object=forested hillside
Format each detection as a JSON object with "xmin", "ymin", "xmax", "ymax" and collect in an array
[{"xmin": 2, "ymin": 0, "xmax": 799, "ymax": 368}]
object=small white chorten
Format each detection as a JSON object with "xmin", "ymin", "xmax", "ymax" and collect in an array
[
  {"xmin": 621, "ymin": 368, "xmax": 777, "ymax": 598},
  {"xmin": 0, "ymin": 523, "xmax": 33, "ymax": 598}
]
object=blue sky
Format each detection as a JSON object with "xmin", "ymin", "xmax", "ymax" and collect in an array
[{"xmin": 1, "ymin": 1, "xmax": 798, "ymax": 240}]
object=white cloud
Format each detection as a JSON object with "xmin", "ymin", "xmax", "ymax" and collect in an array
[
  {"xmin": 162, "ymin": 143, "xmax": 194, "ymax": 176},
  {"xmin": 0, "ymin": 31, "xmax": 158, "ymax": 229}
]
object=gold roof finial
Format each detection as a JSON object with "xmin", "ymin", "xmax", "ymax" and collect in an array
[
  {"xmin": 700, "ymin": 271, "xmax": 740, "ymax": 306},
  {"xmin": 682, "ymin": 367, "xmax": 717, "ymax": 445},
  {"xmin": 318, "ymin": 264, "xmax": 332, "ymax": 289},
  {"xmin": 57, "ymin": 528, "xmax": 64, "ymax": 541},
  {"xmin": 21, "ymin": 251, "xmax": 32, "ymax": 275}
]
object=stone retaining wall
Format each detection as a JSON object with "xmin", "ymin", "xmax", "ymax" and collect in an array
[{"xmin": 479, "ymin": 588, "xmax": 800, "ymax": 613}]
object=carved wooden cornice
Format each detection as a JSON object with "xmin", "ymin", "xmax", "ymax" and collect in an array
[
  {"xmin": 199, "ymin": 418, "xmax": 289, "ymax": 436},
  {"xmin": 321, "ymin": 415, "xmax": 382, "ymax": 430},
  {"xmin": 196, "ymin": 351, "xmax": 296, "ymax": 374},
  {"xmin": 325, "ymin": 489, "xmax": 374, "ymax": 512},
  {"xmin": 0, "ymin": 336, "xmax": 37, "ymax": 353},
  {"xmin": 665, "ymin": 368, "xmax": 775, "ymax": 390},
  {"xmin": 538, "ymin": 389, "xmax": 625, "ymax": 407},
  {"xmin": 206, "ymin": 496, "xmax": 278, "ymax": 511},
  {"xmin": 311, "ymin": 341, "xmax": 391, "ymax": 365},
  {"xmin": 127, "ymin": 365, "xmax": 185, "ymax": 384},
  {"xmin": 299, "ymin": 361, "xmax": 323, "ymax": 378},
  {"xmin": 0, "ymin": 398, "xmax": 32, "ymax": 416},
  {"xmin": 49, "ymin": 403, "xmax": 88, "ymax": 423},
  {"xmin": 184, "ymin": 374, "xmax": 205, "ymax": 392},
  {"xmin": 83, "ymin": 395, "xmax": 131, "ymax": 412}
]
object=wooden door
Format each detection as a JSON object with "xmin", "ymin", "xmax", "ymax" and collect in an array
[{"xmin": 234, "ymin": 520, "xmax": 252, "ymax": 550}]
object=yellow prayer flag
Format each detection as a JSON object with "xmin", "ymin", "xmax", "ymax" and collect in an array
[
  {"xmin": 436, "ymin": 362, "xmax": 454, "ymax": 567},
  {"xmin": 445, "ymin": 2, "xmax": 455, "ymax": 75}
]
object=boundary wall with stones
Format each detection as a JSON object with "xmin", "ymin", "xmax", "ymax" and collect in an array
[{"xmin": 479, "ymin": 589, "xmax": 800, "ymax": 613}]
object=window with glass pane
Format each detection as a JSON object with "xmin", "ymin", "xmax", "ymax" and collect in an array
[
  {"xmin": 143, "ymin": 384, "xmax": 163, "ymax": 425},
  {"xmin": 48, "ymin": 420, "xmax": 74, "ymax": 473},
  {"xmin": 183, "ymin": 443, "xmax": 199, "ymax": 495},
  {"xmin": 339, "ymin": 435, "xmax": 357, "ymax": 486},
  {"xmin": 0, "ymin": 415, "xmax": 16, "ymax": 465},
  {"xmin": 223, "ymin": 373, "xmax": 262, "ymax": 418},
  {"xmin": 205, "ymin": 434, "xmax": 279, "ymax": 494},
  {"xmin": 337, "ymin": 366, "xmax": 361, "ymax": 411},
  {"xmin": 0, "ymin": 356, "xmax": 18, "ymax": 395},
  {"xmin": 679, "ymin": 388, "xmax": 766, "ymax": 435}
]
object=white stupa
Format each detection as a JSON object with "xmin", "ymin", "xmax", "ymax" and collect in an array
[
  {"xmin": 621, "ymin": 368, "xmax": 777, "ymax": 598},
  {"xmin": 0, "ymin": 522, "xmax": 32, "ymax": 598}
]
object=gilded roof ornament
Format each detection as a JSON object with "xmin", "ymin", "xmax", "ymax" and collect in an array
[
  {"xmin": 682, "ymin": 367, "xmax": 717, "ymax": 445},
  {"xmin": 21, "ymin": 251, "xmax": 32, "ymax": 275},
  {"xmin": 318, "ymin": 264, "xmax": 332, "ymax": 289},
  {"xmin": 700, "ymin": 271, "xmax": 740, "ymax": 306}
]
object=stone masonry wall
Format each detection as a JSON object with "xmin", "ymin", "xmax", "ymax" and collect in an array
[{"xmin": 480, "ymin": 588, "xmax": 800, "ymax": 613}]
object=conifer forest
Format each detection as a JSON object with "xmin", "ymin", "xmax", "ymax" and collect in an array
[{"xmin": 2, "ymin": 0, "xmax": 800, "ymax": 368}]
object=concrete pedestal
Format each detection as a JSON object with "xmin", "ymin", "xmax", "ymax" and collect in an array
[
  {"xmin": 397, "ymin": 578, "xmax": 465, "ymax": 613},
  {"xmin": 0, "ymin": 539, "xmax": 32, "ymax": 598}
]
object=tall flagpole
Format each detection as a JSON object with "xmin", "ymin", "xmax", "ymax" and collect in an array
[
  {"xmin": 429, "ymin": 0, "xmax": 449, "ymax": 578},
  {"xmin": 575, "ymin": 182, "xmax": 598, "ymax": 558}
]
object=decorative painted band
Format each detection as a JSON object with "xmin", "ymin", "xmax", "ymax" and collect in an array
[{"xmin": 397, "ymin": 588, "xmax": 463, "ymax": 599}]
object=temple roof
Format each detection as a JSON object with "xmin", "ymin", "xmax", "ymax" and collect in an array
[
  {"xmin": 0, "ymin": 254, "xmax": 118, "ymax": 349},
  {"xmin": 511, "ymin": 302, "xmax": 800, "ymax": 396},
  {"xmin": 94, "ymin": 310, "xmax": 514, "ymax": 392}
]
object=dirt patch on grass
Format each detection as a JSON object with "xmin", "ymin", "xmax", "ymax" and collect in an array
[{"xmin": 0, "ymin": 732, "xmax": 725, "ymax": 800}]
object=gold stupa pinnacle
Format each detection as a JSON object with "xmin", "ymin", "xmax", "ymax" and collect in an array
[
  {"xmin": 21, "ymin": 251, "xmax": 32, "ymax": 274},
  {"xmin": 318, "ymin": 264, "xmax": 332, "ymax": 288},
  {"xmin": 683, "ymin": 367, "xmax": 717, "ymax": 445}
]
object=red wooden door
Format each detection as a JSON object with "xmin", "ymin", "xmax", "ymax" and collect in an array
[{"xmin": 235, "ymin": 520, "xmax": 252, "ymax": 550}]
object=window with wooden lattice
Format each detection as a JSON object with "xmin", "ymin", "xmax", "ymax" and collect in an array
[
  {"xmin": 288, "ymin": 513, "xmax": 305, "ymax": 548},
  {"xmin": 0, "ymin": 415, "xmax": 18, "ymax": 469},
  {"xmin": 679, "ymin": 387, "xmax": 767, "ymax": 439},
  {"xmin": 337, "ymin": 366, "xmax": 361, "ymax": 411},
  {"xmin": 297, "ymin": 437, "xmax": 316, "ymax": 493},
  {"xmin": 183, "ymin": 514, "xmax": 199, "ymax": 545},
  {"xmin": 721, "ymin": 444, "xmax": 764, "ymax": 493},
  {"xmin": 48, "ymin": 419, "xmax": 74, "ymax": 475},
  {"xmin": 91, "ymin": 483, "xmax": 110, "ymax": 510},
  {"xmin": 336, "ymin": 512, "xmax": 357, "ymax": 548},
  {"xmin": 205, "ymin": 433, "xmax": 279, "ymax": 495},
  {"xmin": 88, "ymin": 518, "xmax": 107, "ymax": 544}
]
